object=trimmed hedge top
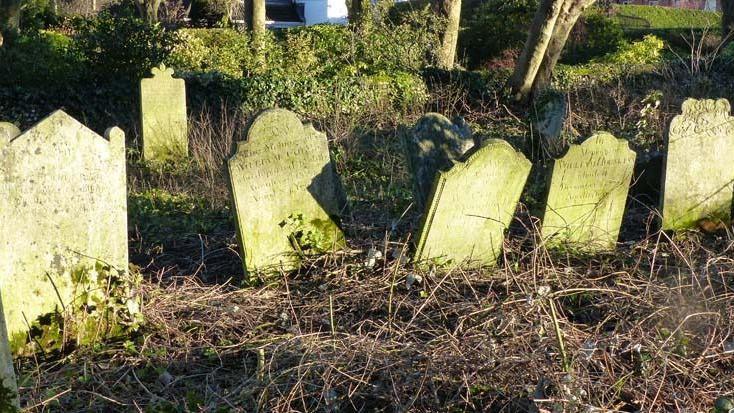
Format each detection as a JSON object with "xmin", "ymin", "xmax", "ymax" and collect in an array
[{"xmin": 612, "ymin": 4, "xmax": 721, "ymax": 31}]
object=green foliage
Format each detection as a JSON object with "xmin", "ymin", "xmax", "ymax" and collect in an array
[
  {"xmin": 612, "ymin": 4, "xmax": 721, "ymax": 48},
  {"xmin": 556, "ymin": 35, "xmax": 664, "ymax": 88},
  {"xmin": 0, "ymin": 30, "xmax": 79, "ymax": 88},
  {"xmin": 169, "ymin": 21, "xmax": 433, "ymax": 118},
  {"xmin": 72, "ymin": 12, "xmax": 177, "ymax": 80},
  {"xmin": 565, "ymin": 11, "xmax": 626, "ymax": 63},
  {"xmin": 128, "ymin": 189, "xmax": 231, "ymax": 245},
  {"xmin": 12, "ymin": 262, "xmax": 142, "ymax": 355},
  {"xmin": 280, "ymin": 213, "xmax": 330, "ymax": 255},
  {"xmin": 612, "ymin": 4, "xmax": 721, "ymax": 31},
  {"xmin": 128, "ymin": 190, "xmax": 229, "ymax": 242},
  {"xmin": 19, "ymin": 0, "xmax": 58, "ymax": 31},
  {"xmin": 168, "ymin": 28, "xmax": 251, "ymax": 77},
  {"xmin": 459, "ymin": 0, "xmax": 538, "ymax": 68},
  {"xmin": 606, "ymin": 34, "xmax": 664, "ymax": 65}
]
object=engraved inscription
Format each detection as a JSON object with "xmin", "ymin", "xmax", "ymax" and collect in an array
[
  {"xmin": 228, "ymin": 109, "xmax": 346, "ymax": 275},
  {"xmin": 662, "ymin": 98, "xmax": 734, "ymax": 230},
  {"xmin": 542, "ymin": 132, "xmax": 636, "ymax": 251},
  {"xmin": 0, "ymin": 111, "xmax": 128, "ymax": 349}
]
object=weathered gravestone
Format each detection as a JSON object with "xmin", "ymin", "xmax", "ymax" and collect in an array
[
  {"xmin": 533, "ymin": 94, "xmax": 568, "ymax": 157},
  {"xmin": 0, "ymin": 297, "xmax": 17, "ymax": 410},
  {"xmin": 414, "ymin": 139, "xmax": 531, "ymax": 268},
  {"xmin": 405, "ymin": 113, "xmax": 475, "ymax": 209},
  {"xmin": 140, "ymin": 64, "xmax": 188, "ymax": 163},
  {"xmin": 0, "ymin": 123, "xmax": 20, "ymax": 145},
  {"xmin": 228, "ymin": 109, "xmax": 347, "ymax": 275},
  {"xmin": 0, "ymin": 111, "xmax": 128, "ymax": 352},
  {"xmin": 661, "ymin": 98, "xmax": 734, "ymax": 230},
  {"xmin": 542, "ymin": 132, "xmax": 636, "ymax": 251}
]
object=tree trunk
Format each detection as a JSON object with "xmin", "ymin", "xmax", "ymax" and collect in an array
[
  {"xmin": 509, "ymin": 0, "xmax": 595, "ymax": 102},
  {"xmin": 534, "ymin": 0, "xmax": 594, "ymax": 91},
  {"xmin": 251, "ymin": 0, "xmax": 266, "ymax": 38},
  {"xmin": 135, "ymin": 0, "xmax": 162, "ymax": 24},
  {"xmin": 0, "ymin": 0, "xmax": 20, "ymax": 44},
  {"xmin": 723, "ymin": 0, "xmax": 734, "ymax": 40},
  {"xmin": 508, "ymin": 0, "xmax": 565, "ymax": 102},
  {"xmin": 434, "ymin": 0, "xmax": 462, "ymax": 69}
]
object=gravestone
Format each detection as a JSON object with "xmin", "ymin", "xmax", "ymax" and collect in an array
[
  {"xmin": 0, "ymin": 110, "xmax": 128, "ymax": 351},
  {"xmin": 0, "ymin": 123, "xmax": 20, "ymax": 144},
  {"xmin": 533, "ymin": 94, "xmax": 568, "ymax": 156},
  {"xmin": 140, "ymin": 64, "xmax": 188, "ymax": 163},
  {"xmin": 405, "ymin": 113, "xmax": 475, "ymax": 209},
  {"xmin": 0, "ymin": 297, "xmax": 17, "ymax": 409},
  {"xmin": 661, "ymin": 98, "xmax": 734, "ymax": 230},
  {"xmin": 414, "ymin": 139, "xmax": 531, "ymax": 268},
  {"xmin": 541, "ymin": 132, "xmax": 636, "ymax": 251},
  {"xmin": 228, "ymin": 109, "xmax": 347, "ymax": 275}
]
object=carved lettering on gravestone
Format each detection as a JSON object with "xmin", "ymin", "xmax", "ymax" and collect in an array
[
  {"xmin": 228, "ymin": 109, "xmax": 347, "ymax": 275},
  {"xmin": 405, "ymin": 113, "xmax": 475, "ymax": 209},
  {"xmin": 542, "ymin": 132, "xmax": 636, "ymax": 251},
  {"xmin": 661, "ymin": 98, "xmax": 734, "ymax": 230},
  {"xmin": 0, "ymin": 111, "xmax": 128, "ymax": 352},
  {"xmin": 415, "ymin": 139, "xmax": 531, "ymax": 268},
  {"xmin": 140, "ymin": 64, "xmax": 188, "ymax": 163}
]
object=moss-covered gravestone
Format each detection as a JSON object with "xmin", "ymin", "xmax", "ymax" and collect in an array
[
  {"xmin": 415, "ymin": 139, "xmax": 531, "ymax": 268},
  {"xmin": 0, "ymin": 111, "xmax": 129, "ymax": 353},
  {"xmin": 405, "ymin": 113, "xmax": 475, "ymax": 209},
  {"xmin": 542, "ymin": 132, "xmax": 636, "ymax": 251},
  {"xmin": 140, "ymin": 64, "xmax": 188, "ymax": 163},
  {"xmin": 228, "ymin": 109, "xmax": 347, "ymax": 276},
  {"xmin": 662, "ymin": 98, "xmax": 734, "ymax": 230}
]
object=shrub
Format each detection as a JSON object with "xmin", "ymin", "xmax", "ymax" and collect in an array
[
  {"xmin": 556, "ymin": 34, "xmax": 664, "ymax": 88},
  {"xmin": 20, "ymin": 0, "xmax": 59, "ymax": 31},
  {"xmin": 459, "ymin": 0, "xmax": 537, "ymax": 69},
  {"xmin": 565, "ymin": 10, "xmax": 626, "ymax": 63},
  {"xmin": 0, "ymin": 30, "xmax": 80, "ymax": 88},
  {"xmin": 72, "ymin": 12, "xmax": 177, "ymax": 80},
  {"xmin": 612, "ymin": 4, "xmax": 721, "ymax": 31},
  {"xmin": 169, "ymin": 28, "xmax": 251, "ymax": 77}
]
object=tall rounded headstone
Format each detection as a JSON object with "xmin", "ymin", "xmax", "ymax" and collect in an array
[
  {"xmin": 661, "ymin": 98, "xmax": 734, "ymax": 230},
  {"xmin": 228, "ymin": 109, "xmax": 347, "ymax": 277},
  {"xmin": 140, "ymin": 64, "xmax": 188, "ymax": 163}
]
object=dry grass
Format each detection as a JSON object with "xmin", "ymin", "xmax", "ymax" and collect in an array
[
  {"xmin": 14, "ymin": 65, "xmax": 734, "ymax": 413},
  {"xmin": 16, "ymin": 209, "xmax": 734, "ymax": 412}
]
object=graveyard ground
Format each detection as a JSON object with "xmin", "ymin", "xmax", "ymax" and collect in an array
[
  {"xmin": 14, "ymin": 67, "xmax": 734, "ymax": 411},
  {"xmin": 2, "ymin": 4, "xmax": 734, "ymax": 411}
]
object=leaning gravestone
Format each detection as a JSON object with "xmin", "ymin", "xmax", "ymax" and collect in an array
[
  {"xmin": 541, "ymin": 132, "xmax": 636, "ymax": 251},
  {"xmin": 405, "ymin": 113, "xmax": 475, "ymax": 209},
  {"xmin": 415, "ymin": 139, "xmax": 531, "ymax": 268},
  {"xmin": 228, "ymin": 109, "xmax": 347, "ymax": 275},
  {"xmin": 662, "ymin": 98, "xmax": 734, "ymax": 230},
  {"xmin": 0, "ymin": 110, "xmax": 128, "ymax": 352},
  {"xmin": 140, "ymin": 63, "xmax": 188, "ymax": 163}
]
